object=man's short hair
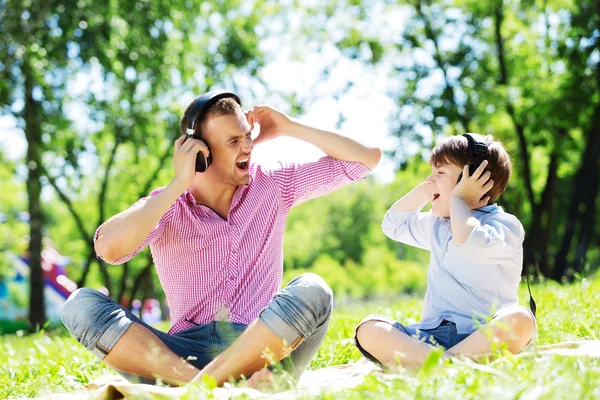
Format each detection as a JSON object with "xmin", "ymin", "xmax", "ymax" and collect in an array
[
  {"xmin": 179, "ymin": 97, "xmax": 241, "ymax": 139},
  {"xmin": 429, "ymin": 134, "xmax": 512, "ymax": 204}
]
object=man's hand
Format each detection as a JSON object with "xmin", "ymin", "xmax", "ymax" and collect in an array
[
  {"xmin": 171, "ymin": 135, "xmax": 210, "ymax": 190},
  {"xmin": 451, "ymin": 160, "xmax": 493, "ymax": 209},
  {"xmin": 246, "ymin": 106, "xmax": 294, "ymax": 146}
]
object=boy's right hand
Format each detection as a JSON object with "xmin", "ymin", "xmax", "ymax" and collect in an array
[
  {"xmin": 451, "ymin": 160, "xmax": 493, "ymax": 208},
  {"xmin": 171, "ymin": 135, "xmax": 210, "ymax": 190}
]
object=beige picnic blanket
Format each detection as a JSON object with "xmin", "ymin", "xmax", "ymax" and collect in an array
[{"xmin": 27, "ymin": 340, "xmax": 600, "ymax": 400}]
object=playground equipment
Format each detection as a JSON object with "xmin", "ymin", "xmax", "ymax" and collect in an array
[{"xmin": 0, "ymin": 246, "xmax": 77, "ymax": 329}]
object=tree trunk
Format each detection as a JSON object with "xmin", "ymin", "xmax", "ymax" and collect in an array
[
  {"xmin": 527, "ymin": 144, "xmax": 560, "ymax": 277},
  {"xmin": 23, "ymin": 62, "xmax": 45, "ymax": 330},
  {"xmin": 117, "ymin": 261, "xmax": 129, "ymax": 307},
  {"xmin": 76, "ymin": 249, "xmax": 97, "ymax": 288},
  {"xmin": 571, "ymin": 125, "xmax": 600, "ymax": 274},
  {"xmin": 128, "ymin": 255, "xmax": 154, "ymax": 310},
  {"xmin": 554, "ymin": 124, "xmax": 600, "ymax": 279}
]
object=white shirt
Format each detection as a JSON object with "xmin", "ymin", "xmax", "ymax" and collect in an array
[{"xmin": 382, "ymin": 204, "xmax": 525, "ymax": 334}]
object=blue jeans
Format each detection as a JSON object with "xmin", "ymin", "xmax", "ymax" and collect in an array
[
  {"xmin": 354, "ymin": 315, "xmax": 470, "ymax": 366},
  {"xmin": 62, "ymin": 273, "xmax": 333, "ymax": 384}
]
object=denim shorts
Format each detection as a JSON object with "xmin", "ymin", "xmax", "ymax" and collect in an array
[{"xmin": 354, "ymin": 315, "xmax": 470, "ymax": 365}]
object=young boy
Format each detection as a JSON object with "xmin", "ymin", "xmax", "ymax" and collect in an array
[{"xmin": 354, "ymin": 134, "xmax": 537, "ymax": 370}]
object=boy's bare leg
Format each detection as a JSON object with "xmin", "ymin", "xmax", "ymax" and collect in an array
[
  {"xmin": 191, "ymin": 320, "xmax": 294, "ymax": 386},
  {"xmin": 104, "ymin": 323, "xmax": 200, "ymax": 385},
  {"xmin": 445, "ymin": 305, "xmax": 535, "ymax": 359},
  {"xmin": 356, "ymin": 320, "xmax": 438, "ymax": 370}
]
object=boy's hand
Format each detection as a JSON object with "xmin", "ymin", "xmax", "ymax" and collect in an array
[
  {"xmin": 390, "ymin": 181, "xmax": 432, "ymax": 212},
  {"xmin": 415, "ymin": 181, "xmax": 433, "ymax": 203},
  {"xmin": 451, "ymin": 160, "xmax": 493, "ymax": 209},
  {"xmin": 246, "ymin": 105, "xmax": 295, "ymax": 146}
]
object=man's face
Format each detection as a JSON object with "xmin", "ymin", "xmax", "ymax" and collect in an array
[
  {"xmin": 425, "ymin": 163, "xmax": 462, "ymax": 217},
  {"xmin": 203, "ymin": 108, "xmax": 254, "ymax": 186}
]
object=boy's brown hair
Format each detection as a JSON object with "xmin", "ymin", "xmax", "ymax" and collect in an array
[
  {"xmin": 429, "ymin": 134, "xmax": 512, "ymax": 204},
  {"xmin": 179, "ymin": 97, "xmax": 241, "ymax": 140}
]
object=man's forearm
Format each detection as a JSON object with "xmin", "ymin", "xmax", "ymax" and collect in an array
[
  {"xmin": 449, "ymin": 194, "xmax": 480, "ymax": 246},
  {"xmin": 95, "ymin": 181, "xmax": 186, "ymax": 263},
  {"xmin": 285, "ymin": 121, "xmax": 381, "ymax": 170}
]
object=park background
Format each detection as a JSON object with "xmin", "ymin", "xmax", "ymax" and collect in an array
[{"xmin": 0, "ymin": 1, "xmax": 599, "ymax": 398}]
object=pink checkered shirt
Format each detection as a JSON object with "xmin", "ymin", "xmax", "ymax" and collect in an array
[{"xmin": 95, "ymin": 157, "xmax": 370, "ymax": 334}]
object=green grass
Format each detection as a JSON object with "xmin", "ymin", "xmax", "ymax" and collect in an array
[{"xmin": 1, "ymin": 275, "xmax": 599, "ymax": 399}]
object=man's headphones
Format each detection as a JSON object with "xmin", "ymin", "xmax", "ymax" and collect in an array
[
  {"xmin": 457, "ymin": 133, "xmax": 489, "ymax": 183},
  {"xmin": 185, "ymin": 90, "xmax": 242, "ymax": 173}
]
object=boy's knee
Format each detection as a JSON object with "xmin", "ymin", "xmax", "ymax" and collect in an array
[
  {"xmin": 493, "ymin": 305, "xmax": 536, "ymax": 344},
  {"xmin": 355, "ymin": 318, "xmax": 388, "ymax": 352},
  {"xmin": 510, "ymin": 307, "xmax": 536, "ymax": 341}
]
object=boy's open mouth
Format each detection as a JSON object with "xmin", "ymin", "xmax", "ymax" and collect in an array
[
  {"xmin": 236, "ymin": 158, "xmax": 249, "ymax": 170},
  {"xmin": 432, "ymin": 193, "xmax": 440, "ymax": 201}
]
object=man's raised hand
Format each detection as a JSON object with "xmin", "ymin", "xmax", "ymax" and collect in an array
[
  {"xmin": 245, "ymin": 105, "xmax": 294, "ymax": 146},
  {"xmin": 171, "ymin": 135, "xmax": 210, "ymax": 190}
]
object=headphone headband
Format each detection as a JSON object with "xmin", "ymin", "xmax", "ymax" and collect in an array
[
  {"xmin": 463, "ymin": 133, "xmax": 488, "ymax": 162},
  {"xmin": 186, "ymin": 90, "xmax": 242, "ymax": 137}
]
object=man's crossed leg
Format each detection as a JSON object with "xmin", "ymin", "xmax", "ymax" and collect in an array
[{"xmin": 62, "ymin": 273, "xmax": 332, "ymax": 386}]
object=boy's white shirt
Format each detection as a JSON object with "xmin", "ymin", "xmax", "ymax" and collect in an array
[{"xmin": 382, "ymin": 204, "xmax": 525, "ymax": 335}]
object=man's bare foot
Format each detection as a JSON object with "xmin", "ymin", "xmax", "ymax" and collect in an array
[{"xmin": 244, "ymin": 368, "xmax": 274, "ymax": 390}]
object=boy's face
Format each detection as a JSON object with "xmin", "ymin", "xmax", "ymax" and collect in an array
[{"xmin": 425, "ymin": 163, "xmax": 463, "ymax": 217}]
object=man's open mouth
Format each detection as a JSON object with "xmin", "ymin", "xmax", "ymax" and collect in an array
[
  {"xmin": 432, "ymin": 193, "xmax": 440, "ymax": 201},
  {"xmin": 236, "ymin": 158, "xmax": 249, "ymax": 170}
]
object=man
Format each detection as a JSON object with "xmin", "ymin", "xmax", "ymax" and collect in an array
[{"xmin": 62, "ymin": 90, "xmax": 381, "ymax": 386}]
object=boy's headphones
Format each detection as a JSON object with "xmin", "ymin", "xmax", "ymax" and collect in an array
[
  {"xmin": 185, "ymin": 90, "xmax": 242, "ymax": 172},
  {"xmin": 457, "ymin": 133, "xmax": 489, "ymax": 183}
]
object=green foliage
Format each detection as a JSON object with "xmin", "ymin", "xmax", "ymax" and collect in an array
[
  {"xmin": 0, "ymin": 156, "xmax": 27, "ymax": 280},
  {"xmin": 1, "ymin": 275, "xmax": 599, "ymax": 398}
]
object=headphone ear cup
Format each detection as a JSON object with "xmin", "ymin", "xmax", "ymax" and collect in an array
[
  {"xmin": 195, "ymin": 151, "xmax": 211, "ymax": 172},
  {"xmin": 469, "ymin": 164, "xmax": 477, "ymax": 176}
]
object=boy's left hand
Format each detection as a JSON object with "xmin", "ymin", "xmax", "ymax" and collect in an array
[
  {"xmin": 246, "ymin": 105, "xmax": 295, "ymax": 146},
  {"xmin": 451, "ymin": 160, "xmax": 493, "ymax": 209}
]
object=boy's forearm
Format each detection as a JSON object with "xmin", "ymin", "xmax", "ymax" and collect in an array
[
  {"xmin": 285, "ymin": 121, "xmax": 382, "ymax": 170},
  {"xmin": 449, "ymin": 194, "xmax": 480, "ymax": 246},
  {"xmin": 95, "ymin": 182, "xmax": 185, "ymax": 263},
  {"xmin": 390, "ymin": 183, "xmax": 430, "ymax": 212}
]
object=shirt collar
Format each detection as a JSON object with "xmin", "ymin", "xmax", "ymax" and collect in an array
[
  {"xmin": 440, "ymin": 203, "xmax": 500, "ymax": 225},
  {"xmin": 472, "ymin": 204, "xmax": 500, "ymax": 217}
]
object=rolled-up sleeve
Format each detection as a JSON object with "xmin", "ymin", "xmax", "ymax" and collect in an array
[
  {"xmin": 455, "ymin": 216, "xmax": 524, "ymax": 264},
  {"xmin": 93, "ymin": 187, "xmax": 176, "ymax": 265},
  {"xmin": 382, "ymin": 209, "xmax": 434, "ymax": 251},
  {"xmin": 268, "ymin": 156, "xmax": 371, "ymax": 210}
]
